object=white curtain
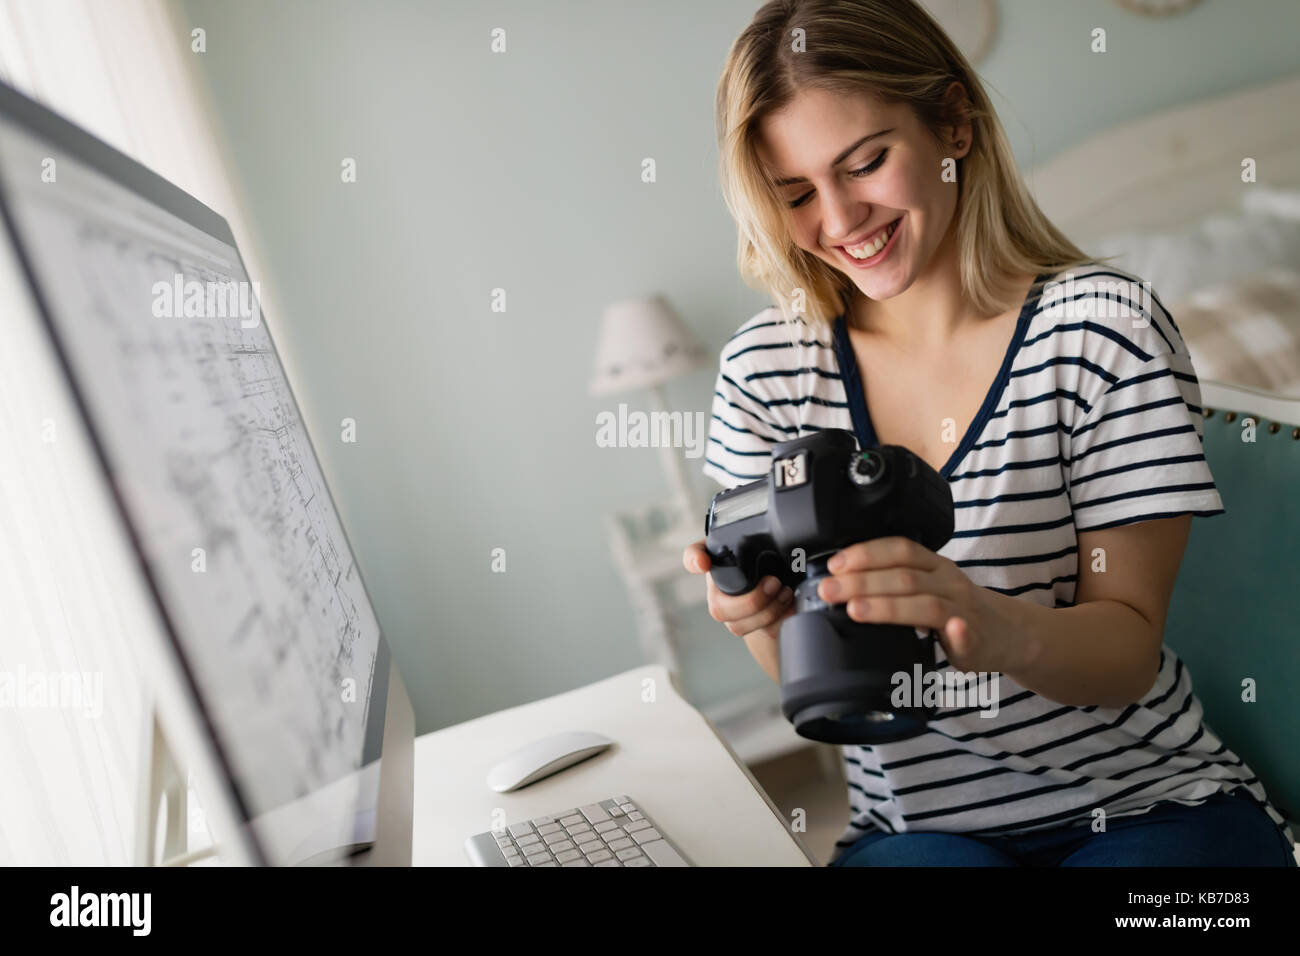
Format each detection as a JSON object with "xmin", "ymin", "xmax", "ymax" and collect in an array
[{"xmin": 0, "ymin": 0, "xmax": 269, "ymax": 864}]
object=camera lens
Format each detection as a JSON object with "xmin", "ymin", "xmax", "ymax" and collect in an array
[
  {"xmin": 778, "ymin": 612, "xmax": 936, "ymax": 745},
  {"xmin": 828, "ymin": 711, "xmax": 895, "ymax": 725}
]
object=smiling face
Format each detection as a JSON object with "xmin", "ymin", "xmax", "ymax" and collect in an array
[{"xmin": 756, "ymin": 86, "xmax": 970, "ymax": 311}]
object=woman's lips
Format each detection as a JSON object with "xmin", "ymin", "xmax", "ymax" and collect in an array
[{"xmin": 836, "ymin": 217, "xmax": 902, "ymax": 268}]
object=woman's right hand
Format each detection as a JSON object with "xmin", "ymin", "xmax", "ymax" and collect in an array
[{"xmin": 683, "ymin": 539, "xmax": 795, "ymax": 683}]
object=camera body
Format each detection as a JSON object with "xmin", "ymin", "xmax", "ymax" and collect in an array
[{"xmin": 704, "ymin": 428, "xmax": 954, "ymax": 744}]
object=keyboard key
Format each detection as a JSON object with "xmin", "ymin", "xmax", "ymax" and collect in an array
[
  {"xmin": 502, "ymin": 844, "xmax": 521, "ymax": 857},
  {"xmin": 616, "ymin": 847, "xmax": 644, "ymax": 861},
  {"xmin": 507, "ymin": 856, "xmax": 527, "ymax": 866},
  {"xmin": 516, "ymin": 833, "xmax": 541, "ymax": 848},
  {"xmin": 537, "ymin": 822, "xmax": 562, "ymax": 836},
  {"xmin": 608, "ymin": 805, "xmax": 625, "ymax": 817},
  {"xmin": 586, "ymin": 849, "xmax": 612, "ymax": 863},
  {"xmin": 555, "ymin": 849, "xmax": 582, "ymax": 863},
  {"xmin": 577, "ymin": 840, "xmax": 603, "ymax": 854},
  {"xmin": 508, "ymin": 823, "xmax": 534, "ymax": 838},
  {"xmin": 632, "ymin": 828, "xmax": 661, "ymax": 845},
  {"xmin": 594, "ymin": 859, "xmax": 620, "ymax": 866},
  {"xmin": 559, "ymin": 814, "xmax": 584, "ymax": 827},
  {"xmin": 550, "ymin": 840, "xmax": 575, "ymax": 853},
  {"xmin": 580, "ymin": 804, "xmax": 611, "ymax": 824},
  {"xmin": 561, "ymin": 859, "xmax": 589, "ymax": 866},
  {"xmin": 640, "ymin": 840, "xmax": 688, "ymax": 867},
  {"xmin": 566, "ymin": 827, "xmax": 593, "ymax": 842},
  {"xmin": 625, "ymin": 819, "xmax": 651, "ymax": 833},
  {"xmin": 543, "ymin": 831, "xmax": 569, "ymax": 846},
  {"xmin": 607, "ymin": 837, "xmax": 633, "ymax": 851},
  {"xmin": 625, "ymin": 856, "xmax": 652, "ymax": 867},
  {"xmin": 532, "ymin": 815, "xmax": 555, "ymax": 826},
  {"xmin": 525, "ymin": 851, "xmax": 553, "ymax": 866},
  {"xmin": 594, "ymin": 820, "xmax": 618, "ymax": 833},
  {"xmin": 535, "ymin": 861, "xmax": 559, "ymax": 867},
  {"xmin": 626, "ymin": 811, "xmax": 644, "ymax": 822},
  {"xmin": 610, "ymin": 795, "xmax": 630, "ymax": 806}
]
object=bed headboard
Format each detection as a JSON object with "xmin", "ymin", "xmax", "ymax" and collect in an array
[{"xmin": 1025, "ymin": 72, "xmax": 1300, "ymax": 247}]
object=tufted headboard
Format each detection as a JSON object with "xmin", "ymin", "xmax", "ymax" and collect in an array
[{"xmin": 1164, "ymin": 380, "xmax": 1300, "ymax": 842}]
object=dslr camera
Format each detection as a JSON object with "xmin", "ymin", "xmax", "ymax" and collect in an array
[{"xmin": 704, "ymin": 428, "xmax": 954, "ymax": 744}]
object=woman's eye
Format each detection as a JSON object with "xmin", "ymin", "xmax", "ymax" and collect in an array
[
  {"xmin": 854, "ymin": 148, "xmax": 889, "ymax": 177},
  {"xmin": 788, "ymin": 149, "xmax": 889, "ymax": 209}
]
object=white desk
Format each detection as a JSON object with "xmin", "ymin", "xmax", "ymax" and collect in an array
[{"xmin": 412, "ymin": 665, "xmax": 817, "ymax": 866}]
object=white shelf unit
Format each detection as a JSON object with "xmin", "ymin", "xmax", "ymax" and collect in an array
[{"xmin": 603, "ymin": 494, "xmax": 820, "ymax": 767}]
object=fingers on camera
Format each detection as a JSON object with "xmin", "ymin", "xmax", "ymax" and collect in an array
[
  {"xmin": 724, "ymin": 595, "xmax": 793, "ymax": 636},
  {"xmin": 709, "ymin": 576, "xmax": 793, "ymax": 626}
]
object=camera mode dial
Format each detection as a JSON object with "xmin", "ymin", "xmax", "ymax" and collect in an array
[{"xmin": 848, "ymin": 450, "xmax": 886, "ymax": 486}]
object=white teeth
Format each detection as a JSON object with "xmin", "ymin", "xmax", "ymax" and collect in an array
[{"xmin": 845, "ymin": 221, "xmax": 896, "ymax": 259}]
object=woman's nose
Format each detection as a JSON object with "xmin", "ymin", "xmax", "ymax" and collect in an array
[{"xmin": 821, "ymin": 186, "xmax": 868, "ymax": 244}]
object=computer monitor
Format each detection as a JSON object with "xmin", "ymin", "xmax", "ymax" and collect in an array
[{"xmin": 0, "ymin": 80, "xmax": 413, "ymax": 866}]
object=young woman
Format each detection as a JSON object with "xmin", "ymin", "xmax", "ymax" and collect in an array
[{"xmin": 683, "ymin": 0, "xmax": 1296, "ymax": 867}]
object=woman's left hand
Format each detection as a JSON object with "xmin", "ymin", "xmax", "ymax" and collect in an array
[{"xmin": 817, "ymin": 536, "xmax": 1024, "ymax": 674}]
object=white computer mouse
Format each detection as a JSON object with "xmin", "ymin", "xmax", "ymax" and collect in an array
[{"xmin": 486, "ymin": 730, "xmax": 615, "ymax": 793}]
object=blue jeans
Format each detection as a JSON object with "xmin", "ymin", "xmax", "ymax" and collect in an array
[{"xmin": 831, "ymin": 789, "xmax": 1297, "ymax": 867}]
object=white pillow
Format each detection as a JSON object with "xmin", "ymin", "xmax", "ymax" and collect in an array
[
  {"xmin": 1089, "ymin": 206, "xmax": 1300, "ymax": 304},
  {"xmin": 1241, "ymin": 184, "xmax": 1300, "ymax": 221}
]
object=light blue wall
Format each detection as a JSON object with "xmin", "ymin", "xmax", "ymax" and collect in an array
[
  {"xmin": 172, "ymin": 0, "xmax": 1300, "ymax": 733},
  {"xmin": 976, "ymin": 0, "xmax": 1300, "ymax": 167}
]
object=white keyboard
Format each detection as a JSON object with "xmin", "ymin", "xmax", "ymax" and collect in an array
[{"xmin": 464, "ymin": 795, "xmax": 692, "ymax": 867}]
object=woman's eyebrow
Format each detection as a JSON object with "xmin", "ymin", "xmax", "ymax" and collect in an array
[{"xmin": 771, "ymin": 128, "xmax": 895, "ymax": 187}]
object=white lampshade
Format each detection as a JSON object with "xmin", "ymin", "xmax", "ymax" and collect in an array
[{"xmin": 589, "ymin": 295, "xmax": 708, "ymax": 396}]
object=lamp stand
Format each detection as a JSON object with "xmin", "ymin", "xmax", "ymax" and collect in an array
[{"xmin": 648, "ymin": 382, "xmax": 702, "ymax": 544}]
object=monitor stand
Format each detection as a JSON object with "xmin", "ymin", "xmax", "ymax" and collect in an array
[
  {"xmin": 134, "ymin": 706, "xmax": 220, "ymax": 866},
  {"xmin": 131, "ymin": 651, "xmax": 415, "ymax": 867}
]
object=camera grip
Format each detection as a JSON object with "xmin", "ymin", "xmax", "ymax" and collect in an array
[
  {"xmin": 708, "ymin": 545, "xmax": 796, "ymax": 597},
  {"xmin": 708, "ymin": 563, "xmax": 754, "ymax": 597}
]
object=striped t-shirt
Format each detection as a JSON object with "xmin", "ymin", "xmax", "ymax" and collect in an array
[{"xmin": 701, "ymin": 264, "xmax": 1291, "ymax": 860}]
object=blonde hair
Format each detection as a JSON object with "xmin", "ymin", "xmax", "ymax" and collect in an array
[{"xmin": 714, "ymin": 0, "xmax": 1101, "ymax": 335}]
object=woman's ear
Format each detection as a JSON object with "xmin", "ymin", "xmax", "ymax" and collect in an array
[{"xmin": 940, "ymin": 81, "xmax": 973, "ymax": 159}]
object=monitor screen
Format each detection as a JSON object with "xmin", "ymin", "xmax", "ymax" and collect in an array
[{"xmin": 0, "ymin": 84, "xmax": 391, "ymax": 864}]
